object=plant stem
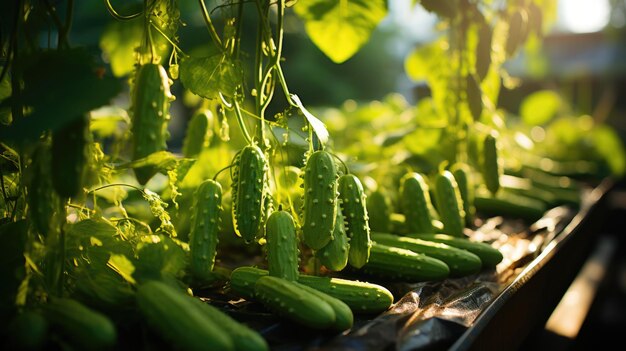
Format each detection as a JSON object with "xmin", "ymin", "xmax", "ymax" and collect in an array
[
  {"xmin": 233, "ymin": 99, "xmax": 253, "ymax": 144},
  {"xmin": 198, "ymin": 0, "xmax": 224, "ymax": 50},
  {"xmin": 104, "ymin": 0, "xmax": 143, "ymax": 21}
]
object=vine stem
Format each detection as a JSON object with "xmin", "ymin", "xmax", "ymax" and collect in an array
[
  {"xmin": 233, "ymin": 99, "xmax": 253, "ymax": 144},
  {"xmin": 104, "ymin": 0, "xmax": 143, "ymax": 20},
  {"xmin": 150, "ymin": 21, "xmax": 185, "ymax": 55},
  {"xmin": 199, "ymin": 0, "xmax": 224, "ymax": 50},
  {"xmin": 88, "ymin": 183, "xmax": 144, "ymax": 194}
]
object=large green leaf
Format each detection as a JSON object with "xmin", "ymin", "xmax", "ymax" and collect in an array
[
  {"xmin": 179, "ymin": 54, "xmax": 242, "ymax": 100},
  {"xmin": 0, "ymin": 49, "xmax": 122, "ymax": 140},
  {"xmin": 520, "ymin": 90, "xmax": 561, "ymax": 125},
  {"xmin": 295, "ymin": 0, "xmax": 387, "ymax": 63}
]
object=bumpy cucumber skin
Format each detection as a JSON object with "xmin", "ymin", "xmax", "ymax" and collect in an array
[
  {"xmin": 232, "ymin": 145, "xmax": 269, "ymax": 243},
  {"xmin": 363, "ymin": 243, "xmax": 450, "ymax": 281},
  {"xmin": 433, "ymin": 171, "xmax": 466, "ymax": 237},
  {"xmin": 400, "ymin": 173, "xmax": 436, "ymax": 233},
  {"xmin": 302, "ymin": 150, "xmax": 338, "ymax": 250},
  {"xmin": 291, "ymin": 281, "xmax": 353, "ymax": 331},
  {"xmin": 189, "ymin": 179, "xmax": 222, "ymax": 281},
  {"xmin": 367, "ymin": 190, "xmax": 392, "ymax": 233},
  {"xmin": 482, "ymin": 134, "xmax": 501, "ymax": 195},
  {"xmin": 229, "ymin": 266, "xmax": 393, "ymax": 314},
  {"xmin": 51, "ymin": 116, "xmax": 88, "ymax": 198},
  {"xmin": 451, "ymin": 163, "xmax": 475, "ymax": 226},
  {"xmin": 371, "ymin": 232, "xmax": 482, "ymax": 277},
  {"xmin": 316, "ymin": 211, "xmax": 349, "ymax": 271},
  {"xmin": 338, "ymin": 174, "xmax": 371, "ymax": 269},
  {"xmin": 266, "ymin": 211, "xmax": 299, "ymax": 281},
  {"xmin": 189, "ymin": 298, "xmax": 269, "ymax": 351},
  {"xmin": 411, "ymin": 233, "xmax": 503, "ymax": 267},
  {"xmin": 44, "ymin": 297, "xmax": 116, "ymax": 351},
  {"xmin": 182, "ymin": 110, "xmax": 212, "ymax": 158},
  {"xmin": 131, "ymin": 63, "xmax": 173, "ymax": 185},
  {"xmin": 136, "ymin": 281, "xmax": 234, "ymax": 351},
  {"xmin": 254, "ymin": 276, "xmax": 336, "ymax": 329}
]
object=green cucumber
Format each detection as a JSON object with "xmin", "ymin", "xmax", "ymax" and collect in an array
[
  {"xmin": 229, "ymin": 266, "xmax": 393, "ymax": 314},
  {"xmin": 189, "ymin": 298, "xmax": 268, "ymax": 351},
  {"xmin": 189, "ymin": 179, "xmax": 222, "ymax": 281},
  {"xmin": 27, "ymin": 142, "xmax": 59, "ymax": 236},
  {"xmin": 366, "ymin": 189, "xmax": 392, "ymax": 233},
  {"xmin": 363, "ymin": 243, "xmax": 450, "ymax": 282},
  {"xmin": 433, "ymin": 171, "xmax": 465, "ymax": 237},
  {"xmin": 131, "ymin": 63, "xmax": 173, "ymax": 185},
  {"xmin": 7, "ymin": 310, "xmax": 49, "ymax": 351},
  {"xmin": 51, "ymin": 115, "xmax": 88, "ymax": 198},
  {"xmin": 475, "ymin": 188, "xmax": 547, "ymax": 221},
  {"xmin": 301, "ymin": 150, "xmax": 338, "ymax": 250},
  {"xmin": 254, "ymin": 276, "xmax": 336, "ymax": 329},
  {"xmin": 316, "ymin": 211, "xmax": 349, "ymax": 271},
  {"xmin": 409, "ymin": 233, "xmax": 503, "ymax": 267},
  {"xmin": 266, "ymin": 210, "xmax": 299, "ymax": 281},
  {"xmin": 450, "ymin": 163, "xmax": 475, "ymax": 226},
  {"xmin": 182, "ymin": 110, "xmax": 213, "ymax": 158},
  {"xmin": 338, "ymin": 174, "xmax": 371, "ymax": 269},
  {"xmin": 481, "ymin": 133, "xmax": 501, "ymax": 195},
  {"xmin": 231, "ymin": 144, "xmax": 269, "ymax": 243},
  {"xmin": 400, "ymin": 172, "xmax": 436, "ymax": 233},
  {"xmin": 44, "ymin": 297, "xmax": 116, "ymax": 351},
  {"xmin": 371, "ymin": 232, "xmax": 482, "ymax": 277},
  {"xmin": 136, "ymin": 281, "xmax": 234, "ymax": 351},
  {"xmin": 291, "ymin": 281, "xmax": 353, "ymax": 331}
]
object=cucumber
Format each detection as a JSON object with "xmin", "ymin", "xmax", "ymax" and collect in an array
[
  {"xmin": 450, "ymin": 163, "xmax": 475, "ymax": 226},
  {"xmin": 51, "ymin": 115, "xmax": 88, "ymax": 198},
  {"xmin": 338, "ymin": 174, "xmax": 371, "ymax": 269},
  {"xmin": 291, "ymin": 281, "xmax": 353, "ymax": 331},
  {"xmin": 229, "ymin": 266, "xmax": 393, "ymax": 314},
  {"xmin": 433, "ymin": 171, "xmax": 465, "ymax": 237},
  {"xmin": 136, "ymin": 281, "xmax": 234, "ymax": 351},
  {"xmin": 481, "ymin": 133, "xmax": 501, "ymax": 195},
  {"xmin": 316, "ymin": 211, "xmax": 349, "ymax": 271},
  {"xmin": 371, "ymin": 232, "xmax": 482, "ymax": 277},
  {"xmin": 131, "ymin": 63, "xmax": 173, "ymax": 185},
  {"xmin": 266, "ymin": 210, "xmax": 299, "ymax": 281},
  {"xmin": 189, "ymin": 298, "xmax": 268, "ymax": 351},
  {"xmin": 301, "ymin": 150, "xmax": 338, "ymax": 250},
  {"xmin": 27, "ymin": 142, "xmax": 59, "ymax": 236},
  {"xmin": 189, "ymin": 179, "xmax": 222, "ymax": 281},
  {"xmin": 7, "ymin": 310, "xmax": 49, "ymax": 351},
  {"xmin": 475, "ymin": 188, "xmax": 547, "ymax": 221},
  {"xmin": 231, "ymin": 144, "xmax": 269, "ymax": 243},
  {"xmin": 254, "ymin": 276, "xmax": 336, "ymax": 329},
  {"xmin": 182, "ymin": 110, "xmax": 212, "ymax": 158},
  {"xmin": 409, "ymin": 233, "xmax": 503, "ymax": 267},
  {"xmin": 366, "ymin": 189, "xmax": 392, "ymax": 233},
  {"xmin": 44, "ymin": 297, "xmax": 116, "ymax": 351},
  {"xmin": 363, "ymin": 243, "xmax": 450, "ymax": 282},
  {"xmin": 399, "ymin": 173, "xmax": 436, "ymax": 233}
]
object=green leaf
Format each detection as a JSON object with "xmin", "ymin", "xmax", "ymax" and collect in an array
[
  {"xmin": 90, "ymin": 106, "xmax": 129, "ymax": 138},
  {"xmin": 405, "ymin": 40, "xmax": 443, "ymax": 81},
  {"xmin": 520, "ymin": 90, "xmax": 561, "ymax": 125},
  {"xmin": 108, "ymin": 254, "xmax": 137, "ymax": 285},
  {"xmin": 0, "ymin": 49, "xmax": 122, "ymax": 140},
  {"xmin": 291, "ymin": 94, "xmax": 329, "ymax": 146},
  {"xmin": 133, "ymin": 236, "xmax": 187, "ymax": 283},
  {"xmin": 0, "ymin": 73, "xmax": 12, "ymax": 125},
  {"xmin": 294, "ymin": 0, "xmax": 387, "ymax": 63},
  {"xmin": 592, "ymin": 125, "xmax": 626, "ymax": 177},
  {"xmin": 179, "ymin": 54, "xmax": 242, "ymax": 100}
]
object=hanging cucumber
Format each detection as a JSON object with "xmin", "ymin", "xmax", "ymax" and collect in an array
[
  {"xmin": 130, "ymin": 63, "xmax": 173, "ymax": 185},
  {"xmin": 51, "ymin": 115, "xmax": 89, "ymax": 198},
  {"xmin": 481, "ymin": 133, "xmax": 502, "ymax": 195},
  {"xmin": 316, "ymin": 211, "xmax": 349, "ymax": 271},
  {"xmin": 301, "ymin": 150, "xmax": 338, "ymax": 250},
  {"xmin": 189, "ymin": 179, "xmax": 222, "ymax": 281},
  {"xmin": 231, "ymin": 144, "xmax": 269, "ymax": 243},
  {"xmin": 338, "ymin": 174, "xmax": 371, "ymax": 269},
  {"xmin": 182, "ymin": 110, "xmax": 213, "ymax": 158}
]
